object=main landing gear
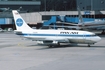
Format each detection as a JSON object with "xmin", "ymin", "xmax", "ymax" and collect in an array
[
  {"xmin": 48, "ymin": 42, "xmax": 60, "ymax": 48},
  {"xmin": 88, "ymin": 44, "xmax": 90, "ymax": 47},
  {"xmin": 88, "ymin": 43, "xmax": 94, "ymax": 47},
  {"xmin": 49, "ymin": 45, "xmax": 53, "ymax": 48},
  {"xmin": 101, "ymin": 30, "xmax": 105, "ymax": 34}
]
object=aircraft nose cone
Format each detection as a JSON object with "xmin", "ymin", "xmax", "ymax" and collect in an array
[{"xmin": 96, "ymin": 36, "xmax": 101, "ymax": 42}]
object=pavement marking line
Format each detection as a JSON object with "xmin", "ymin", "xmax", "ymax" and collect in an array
[{"xmin": 17, "ymin": 43, "xmax": 25, "ymax": 47}]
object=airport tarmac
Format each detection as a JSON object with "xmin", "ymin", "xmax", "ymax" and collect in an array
[{"xmin": 0, "ymin": 32, "xmax": 105, "ymax": 70}]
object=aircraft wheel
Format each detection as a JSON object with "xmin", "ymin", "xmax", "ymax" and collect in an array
[
  {"xmin": 49, "ymin": 45, "xmax": 53, "ymax": 48},
  {"xmin": 57, "ymin": 42, "xmax": 60, "ymax": 47},
  {"xmin": 88, "ymin": 44, "xmax": 90, "ymax": 47}
]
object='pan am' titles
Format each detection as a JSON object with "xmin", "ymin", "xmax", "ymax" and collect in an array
[{"xmin": 60, "ymin": 32, "xmax": 78, "ymax": 34}]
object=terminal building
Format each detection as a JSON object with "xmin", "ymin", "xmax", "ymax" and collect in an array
[
  {"xmin": 0, "ymin": 0, "xmax": 105, "ymax": 29},
  {"xmin": 0, "ymin": 0, "xmax": 41, "ymax": 12},
  {"xmin": 0, "ymin": 0, "xmax": 41, "ymax": 29}
]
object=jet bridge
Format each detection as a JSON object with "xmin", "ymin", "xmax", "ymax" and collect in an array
[{"xmin": 43, "ymin": 16, "xmax": 56, "ymax": 26}]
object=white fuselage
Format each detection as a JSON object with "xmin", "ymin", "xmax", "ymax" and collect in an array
[
  {"xmin": 78, "ymin": 20, "xmax": 105, "ymax": 29},
  {"xmin": 12, "ymin": 10, "xmax": 101, "ymax": 46},
  {"xmin": 16, "ymin": 30, "xmax": 101, "ymax": 45}
]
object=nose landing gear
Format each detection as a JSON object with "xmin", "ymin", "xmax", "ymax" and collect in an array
[
  {"xmin": 101, "ymin": 30, "xmax": 105, "ymax": 34},
  {"xmin": 88, "ymin": 44, "xmax": 90, "ymax": 47},
  {"xmin": 88, "ymin": 43, "xmax": 94, "ymax": 47}
]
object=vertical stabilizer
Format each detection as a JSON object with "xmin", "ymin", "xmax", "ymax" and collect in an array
[
  {"xmin": 12, "ymin": 10, "xmax": 33, "ymax": 31},
  {"xmin": 77, "ymin": 6, "xmax": 83, "ymax": 23}
]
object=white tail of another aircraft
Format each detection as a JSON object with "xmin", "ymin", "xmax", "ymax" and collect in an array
[
  {"xmin": 77, "ymin": 6, "xmax": 85, "ymax": 27},
  {"xmin": 12, "ymin": 10, "xmax": 33, "ymax": 31},
  {"xmin": 77, "ymin": 6, "xmax": 83, "ymax": 23}
]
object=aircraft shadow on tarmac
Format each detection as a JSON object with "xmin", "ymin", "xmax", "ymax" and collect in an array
[
  {"xmin": 77, "ymin": 43, "xmax": 104, "ymax": 47},
  {"xmin": 27, "ymin": 44, "xmax": 105, "ymax": 50},
  {"xmin": 27, "ymin": 44, "xmax": 76, "ymax": 50}
]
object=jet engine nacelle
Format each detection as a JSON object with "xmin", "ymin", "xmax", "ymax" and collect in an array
[{"xmin": 36, "ymin": 40, "xmax": 58, "ymax": 45}]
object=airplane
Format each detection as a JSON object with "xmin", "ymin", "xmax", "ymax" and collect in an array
[
  {"xmin": 56, "ymin": 7, "xmax": 105, "ymax": 34},
  {"xmin": 77, "ymin": 6, "xmax": 105, "ymax": 31},
  {"xmin": 12, "ymin": 10, "xmax": 101, "ymax": 47}
]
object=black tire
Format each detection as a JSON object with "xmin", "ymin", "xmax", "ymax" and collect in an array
[
  {"xmin": 88, "ymin": 44, "xmax": 90, "ymax": 47},
  {"xmin": 57, "ymin": 42, "xmax": 60, "ymax": 46},
  {"xmin": 49, "ymin": 45, "xmax": 52, "ymax": 48}
]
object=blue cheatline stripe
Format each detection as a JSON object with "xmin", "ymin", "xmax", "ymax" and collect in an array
[{"xmin": 16, "ymin": 33, "xmax": 94, "ymax": 37}]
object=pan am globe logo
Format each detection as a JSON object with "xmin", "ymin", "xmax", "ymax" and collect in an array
[{"xmin": 16, "ymin": 18, "xmax": 23, "ymax": 27}]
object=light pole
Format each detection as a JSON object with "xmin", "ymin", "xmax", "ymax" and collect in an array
[
  {"xmin": 91, "ymin": 0, "xmax": 95, "ymax": 19},
  {"xmin": 63, "ymin": 1, "xmax": 67, "ymax": 11},
  {"xmin": 91, "ymin": 0, "xmax": 93, "ymax": 11},
  {"xmin": 44, "ymin": 0, "xmax": 46, "ymax": 11}
]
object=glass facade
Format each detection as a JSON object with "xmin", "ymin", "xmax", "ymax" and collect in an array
[
  {"xmin": 40, "ymin": 0, "xmax": 76, "ymax": 11},
  {"xmin": 8, "ymin": 0, "xmax": 32, "ymax": 1},
  {"xmin": 0, "ymin": 0, "xmax": 77, "ymax": 11},
  {"xmin": 1, "ymin": 0, "xmax": 105, "ymax": 11},
  {"xmin": 0, "ymin": 0, "xmax": 41, "ymax": 12}
]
